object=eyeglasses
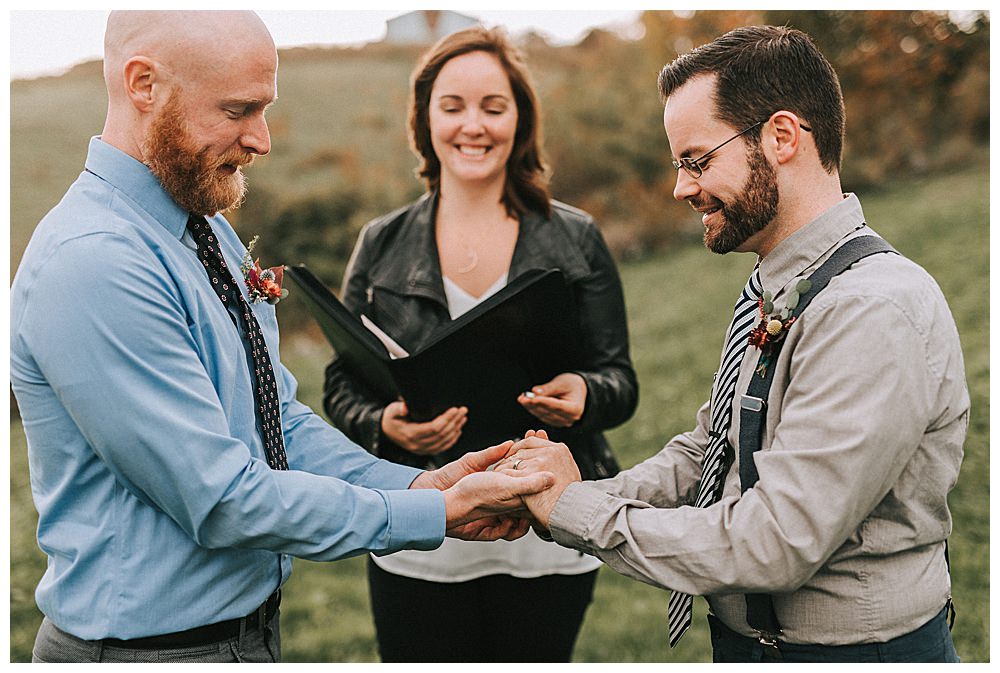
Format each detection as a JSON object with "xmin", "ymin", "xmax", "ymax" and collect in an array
[{"xmin": 672, "ymin": 120, "xmax": 813, "ymax": 179}]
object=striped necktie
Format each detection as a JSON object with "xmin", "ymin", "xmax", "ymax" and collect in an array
[
  {"xmin": 667, "ymin": 264, "xmax": 762, "ymax": 647},
  {"xmin": 187, "ymin": 215, "xmax": 289, "ymax": 471}
]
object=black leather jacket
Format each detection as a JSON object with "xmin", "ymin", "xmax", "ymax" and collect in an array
[{"xmin": 322, "ymin": 192, "xmax": 638, "ymax": 477}]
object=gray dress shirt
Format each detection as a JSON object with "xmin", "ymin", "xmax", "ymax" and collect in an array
[{"xmin": 548, "ymin": 194, "xmax": 969, "ymax": 645}]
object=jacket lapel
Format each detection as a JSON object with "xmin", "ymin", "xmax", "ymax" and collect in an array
[
  {"xmin": 370, "ymin": 194, "xmax": 593, "ymax": 306},
  {"xmin": 369, "ymin": 192, "xmax": 449, "ymax": 309}
]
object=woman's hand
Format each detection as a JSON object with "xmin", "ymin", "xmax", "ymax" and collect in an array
[
  {"xmin": 381, "ymin": 401, "xmax": 467, "ymax": 455},
  {"xmin": 517, "ymin": 372, "xmax": 587, "ymax": 428}
]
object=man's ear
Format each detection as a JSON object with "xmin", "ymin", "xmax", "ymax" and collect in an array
[
  {"xmin": 770, "ymin": 111, "xmax": 806, "ymax": 165},
  {"xmin": 122, "ymin": 56, "xmax": 158, "ymax": 113}
]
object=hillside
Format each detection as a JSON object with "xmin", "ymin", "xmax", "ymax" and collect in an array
[
  {"xmin": 8, "ymin": 36, "xmax": 689, "ymax": 299},
  {"xmin": 8, "ymin": 47, "xmax": 425, "ymax": 275},
  {"xmin": 11, "ymin": 10, "xmax": 989, "ymax": 283}
]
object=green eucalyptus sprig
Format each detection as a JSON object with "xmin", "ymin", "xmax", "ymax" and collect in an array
[{"xmin": 750, "ymin": 277, "xmax": 813, "ymax": 376}]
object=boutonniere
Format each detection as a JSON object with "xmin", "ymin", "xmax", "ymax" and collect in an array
[
  {"xmin": 748, "ymin": 278, "xmax": 812, "ymax": 376},
  {"xmin": 240, "ymin": 236, "xmax": 288, "ymax": 305}
]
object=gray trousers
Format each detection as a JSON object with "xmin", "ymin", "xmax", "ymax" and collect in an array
[{"xmin": 31, "ymin": 613, "xmax": 281, "ymax": 663}]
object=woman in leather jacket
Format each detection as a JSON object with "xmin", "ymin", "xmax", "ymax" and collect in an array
[{"xmin": 322, "ymin": 26, "xmax": 637, "ymax": 663}]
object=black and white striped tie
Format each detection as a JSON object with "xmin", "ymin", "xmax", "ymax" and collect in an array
[{"xmin": 666, "ymin": 264, "xmax": 762, "ymax": 647}]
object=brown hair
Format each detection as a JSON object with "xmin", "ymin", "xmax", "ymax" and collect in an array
[
  {"xmin": 658, "ymin": 25, "xmax": 845, "ymax": 174},
  {"xmin": 408, "ymin": 26, "xmax": 551, "ymax": 218}
]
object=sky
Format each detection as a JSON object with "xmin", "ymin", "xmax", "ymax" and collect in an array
[{"xmin": 9, "ymin": 9, "xmax": 644, "ymax": 80}]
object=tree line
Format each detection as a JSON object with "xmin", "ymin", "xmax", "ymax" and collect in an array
[{"xmin": 231, "ymin": 10, "xmax": 988, "ymax": 330}]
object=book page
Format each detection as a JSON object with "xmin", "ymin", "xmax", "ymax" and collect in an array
[{"xmin": 361, "ymin": 314, "xmax": 409, "ymax": 359}]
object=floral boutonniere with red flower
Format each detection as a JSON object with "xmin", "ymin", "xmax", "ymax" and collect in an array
[
  {"xmin": 240, "ymin": 236, "xmax": 288, "ymax": 305},
  {"xmin": 748, "ymin": 278, "xmax": 812, "ymax": 376}
]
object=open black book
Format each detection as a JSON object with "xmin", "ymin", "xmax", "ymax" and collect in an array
[{"xmin": 285, "ymin": 265, "xmax": 585, "ymax": 462}]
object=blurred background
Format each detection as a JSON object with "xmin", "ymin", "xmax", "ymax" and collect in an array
[{"xmin": 9, "ymin": 9, "xmax": 990, "ymax": 663}]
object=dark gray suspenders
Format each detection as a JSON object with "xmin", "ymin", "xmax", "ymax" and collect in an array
[{"xmin": 736, "ymin": 235, "xmax": 898, "ymax": 645}]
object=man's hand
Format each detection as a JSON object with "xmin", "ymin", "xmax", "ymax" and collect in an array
[
  {"xmin": 440, "ymin": 468, "xmax": 554, "ymax": 530},
  {"xmin": 495, "ymin": 435, "xmax": 582, "ymax": 530},
  {"xmin": 410, "ymin": 440, "xmax": 555, "ymax": 539},
  {"xmin": 381, "ymin": 401, "xmax": 467, "ymax": 455},
  {"xmin": 410, "ymin": 440, "xmax": 516, "ymax": 492},
  {"xmin": 447, "ymin": 516, "xmax": 532, "ymax": 542},
  {"xmin": 517, "ymin": 372, "xmax": 587, "ymax": 427},
  {"xmin": 443, "ymin": 472, "xmax": 554, "ymax": 539}
]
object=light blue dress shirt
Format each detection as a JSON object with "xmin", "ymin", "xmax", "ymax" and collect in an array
[{"xmin": 10, "ymin": 137, "xmax": 446, "ymax": 640}]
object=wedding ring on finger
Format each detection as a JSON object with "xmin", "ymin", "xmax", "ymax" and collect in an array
[{"xmin": 512, "ymin": 459, "xmax": 523, "ymax": 470}]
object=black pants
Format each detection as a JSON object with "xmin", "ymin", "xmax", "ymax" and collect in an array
[{"xmin": 367, "ymin": 557, "xmax": 597, "ymax": 662}]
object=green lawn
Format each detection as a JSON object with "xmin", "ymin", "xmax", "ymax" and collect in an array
[{"xmin": 8, "ymin": 162, "xmax": 988, "ymax": 662}]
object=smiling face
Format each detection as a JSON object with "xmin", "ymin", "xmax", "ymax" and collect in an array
[
  {"xmin": 664, "ymin": 75, "xmax": 778, "ymax": 254},
  {"xmin": 427, "ymin": 50, "xmax": 518, "ymax": 190}
]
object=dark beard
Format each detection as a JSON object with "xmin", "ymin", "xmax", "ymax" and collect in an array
[
  {"xmin": 142, "ymin": 93, "xmax": 249, "ymax": 216},
  {"xmin": 705, "ymin": 143, "xmax": 779, "ymax": 254}
]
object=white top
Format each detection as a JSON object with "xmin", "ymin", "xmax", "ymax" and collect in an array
[{"xmin": 370, "ymin": 272, "xmax": 602, "ymax": 582}]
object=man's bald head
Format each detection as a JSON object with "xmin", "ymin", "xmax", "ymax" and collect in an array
[
  {"xmin": 100, "ymin": 10, "xmax": 278, "ymax": 213},
  {"xmin": 103, "ymin": 11, "xmax": 275, "ymax": 103}
]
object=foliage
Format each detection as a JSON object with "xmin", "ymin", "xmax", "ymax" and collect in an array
[
  {"xmin": 764, "ymin": 10, "xmax": 990, "ymax": 187},
  {"xmin": 9, "ymin": 11, "xmax": 988, "ymax": 282},
  {"xmin": 528, "ymin": 30, "xmax": 696, "ymax": 258},
  {"xmin": 640, "ymin": 10, "xmax": 990, "ymax": 187},
  {"xmin": 9, "ymin": 162, "xmax": 989, "ymax": 662}
]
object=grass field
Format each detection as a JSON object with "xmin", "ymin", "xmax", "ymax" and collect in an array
[{"xmin": 8, "ymin": 161, "xmax": 989, "ymax": 662}]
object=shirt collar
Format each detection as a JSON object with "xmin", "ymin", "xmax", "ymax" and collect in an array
[
  {"xmin": 758, "ymin": 193, "xmax": 868, "ymax": 295},
  {"xmin": 83, "ymin": 136, "xmax": 190, "ymax": 240}
]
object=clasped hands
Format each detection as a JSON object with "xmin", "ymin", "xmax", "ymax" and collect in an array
[{"xmin": 410, "ymin": 430, "xmax": 580, "ymax": 542}]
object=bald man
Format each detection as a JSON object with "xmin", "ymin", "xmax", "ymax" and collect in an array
[{"xmin": 11, "ymin": 11, "xmax": 551, "ymax": 663}]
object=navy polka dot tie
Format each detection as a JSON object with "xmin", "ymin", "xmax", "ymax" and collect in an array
[{"xmin": 187, "ymin": 215, "xmax": 289, "ymax": 471}]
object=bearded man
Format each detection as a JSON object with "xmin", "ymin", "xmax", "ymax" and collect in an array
[
  {"xmin": 499, "ymin": 25, "xmax": 968, "ymax": 662},
  {"xmin": 11, "ymin": 11, "xmax": 554, "ymax": 663}
]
